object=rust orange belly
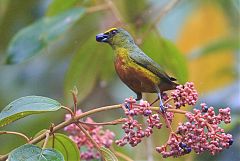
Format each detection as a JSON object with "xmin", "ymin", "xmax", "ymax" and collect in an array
[{"xmin": 114, "ymin": 54, "xmax": 160, "ymax": 93}]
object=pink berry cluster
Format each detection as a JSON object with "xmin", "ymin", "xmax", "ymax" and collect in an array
[
  {"xmin": 171, "ymin": 82, "xmax": 198, "ymax": 108},
  {"xmin": 115, "ymin": 98, "xmax": 162, "ymax": 147},
  {"xmin": 116, "ymin": 82, "xmax": 233, "ymax": 158},
  {"xmin": 64, "ymin": 110, "xmax": 115, "ymax": 160},
  {"xmin": 156, "ymin": 104, "xmax": 233, "ymax": 157},
  {"xmin": 156, "ymin": 133, "xmax": 192, "ymax": 158}
]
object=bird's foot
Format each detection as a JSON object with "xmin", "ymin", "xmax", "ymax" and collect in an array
[{"xmin": 159, "ymin": 104, "xmax": 166, "ymax": 113}]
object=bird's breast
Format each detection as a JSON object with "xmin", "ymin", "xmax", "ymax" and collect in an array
[{"xmin": 114, "ymin": 49, "xmax": 160, "ymax": 93}]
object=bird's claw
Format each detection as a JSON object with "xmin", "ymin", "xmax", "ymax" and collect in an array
[{"xmin": 159, "ymin": 104, "xmax": 166, "ymax": 113}]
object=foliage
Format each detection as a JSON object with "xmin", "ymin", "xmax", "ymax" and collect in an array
[
  {"xmin": 8, "ymin": 144, "xmax": 64, "ymax": 161},
  {"xmin": 4, "ymin": 0, "xmax": 189, "ymax": 105},
  {"xmin": 6, "ymin": 8, "xmax": 85, "ymax": 64},
  {"xmin": 0, "ymin": 96, "xmax": 61, "ymax": 127},
  {"xmin": 36, "ymin": 132, "xmax": 81, "ymax": 161},
  {"xmin": 0, "ymin": 82, "xmax": 234, "ymax": 160},
  {"xmin": 0, "ymin": 0, "xmax": 239, "ymax": 161}
]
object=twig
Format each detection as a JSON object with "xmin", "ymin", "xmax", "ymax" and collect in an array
[
  {"xmin": 0, "ymin": 131, "xmax": 30, "ymax": 142},
  {"xmin": 140, "ymin": 0, "xmax": 180, "ymax": 43},
  {"xmin": 160, "ymin": 112, "xmax": 174, "ymax": 132},
  {"xmin": 52, "ymin": 133, "xmax": 55, "ymax": 148},
  {"xmin": 150, "ymin": 97, "xmax": 159, "ymax": 106},
  {"xmin": 150, "ymin": 97, "xmax": 174, "ymax": 107},
  {"xmin": 0, "ymin": 104, "xmax": 122, "ymax": 161},
  {"xmin": 86, "ymin": 4, "xmax": 109, "ymax": 13},
  {"xmin": 0, "ymin": 103, "xmax": 188, "ymax": 160},
  {"xmin": 115, "ymin": 151, "xmax": 133, "ymax": 161},
  {"xmin": 61, "ymin": 106, "xmax": 74, "ymax": 116},
  {"xmin": 104, "ymin": 0, "xmax": 124, "ymax": 25},
  {"xmin": 139, "ymin": 106, "xmax": 188, "ymax": 114},
  {"xmin": 42, "ymin": 131, "xmax": 50, "ymax": 149},
  {"xmin": 206, "ymin": 122, "xmax": 214, "ymax": 132},
  {"xmin": 151, "ymin": 0, "xmax": 180, "ymax": 30},
  {"xmin": 78, "ymin": 118, "xmax": 126, "ymax": 126},
  {"xmin": 163, "ymin": 97, "xmax": 174, "ymax": 106},
  {"xmin": 165, "ymin": 108, "xmax": 187, "ymax": 114},
  {"xmin": 71, "ymin": 86, "xmax": 78, "ymax": 114},
  {"xmin": 75, "ymin": 122, "xmax": 101, "ymax": 151}
]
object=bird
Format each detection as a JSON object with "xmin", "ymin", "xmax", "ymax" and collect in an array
[{"xmin": 96, "ymin": 28, "xmax": 178, "ymax": 112}]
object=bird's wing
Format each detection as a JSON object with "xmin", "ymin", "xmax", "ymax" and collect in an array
[{"xmin": 129, "ymin": 48, "xmax": 176, "ymax": 82}]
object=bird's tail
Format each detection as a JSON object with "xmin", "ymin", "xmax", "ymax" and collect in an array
[{"xmin": 170, "ymin": 77, "xmax": 177, "ymax": 81}]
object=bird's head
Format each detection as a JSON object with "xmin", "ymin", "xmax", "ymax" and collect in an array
[{"xmin": 96, "ymin": 28, "xmax": 134, "ymax": 48}]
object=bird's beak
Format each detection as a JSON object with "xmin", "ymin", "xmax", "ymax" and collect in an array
[{"xmin": 96, "ymin": 33, "xmax": 109, "ymax": 43}]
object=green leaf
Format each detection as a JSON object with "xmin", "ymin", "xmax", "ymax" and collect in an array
[
  {"xmin": 0, "ymin": 96, "xmax": 61, "ymax": 127},
  {"xmin": 64, "ymin": 37, "xmax": 101, "ymax": 104},
  {"xmin": 8, "ymin": 144, "xmax": 64, "ymax": 161},
  {"xmin": 141, "ymin": 30, "xmax": 188, "ymax": 83},
  {"xmin": 188, "ymin": 37, "xmax": 240, "ymax": 60},
  {"xmin": 36, "ymin": 133, "xmax": 80, "ymax": 161},
  {"xmin": 6, "ymin": 7, "xmax": 85, "ymax": 64},
  {"xmin": 47, "ymin": 0, "xmax": 80, "ymax": 16},
  {"xmin": 100, "ymin": 147, "xmax": 118, "ymax": 161}
]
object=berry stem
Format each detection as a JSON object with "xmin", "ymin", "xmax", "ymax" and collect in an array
[
  {"xmin": 115, "ymin": 151, "xmax": 134, "ymax": 161},
  {"xmin": 71, "ymin": 87, "xmax": 78, "ymax": 114},
  {"xmin": 206, "ymin": 122, "xmax": 214, "ymax": 132},
  {"xmin": 0, "ymin": 104, "xmax": 122, "ymax": 160},
  {"xmin": 78, "ymin": 118, "xmax": 126, "ymax": 126},
  {"xmin": 160, "ymin": 112, "xmax": 174, "ymax": 132},
  {"xmin": 147, "ymin": 106, "xmax": 187, "ymax": 114},
  {"xmin": 61, "ymin": 106, "xmax": 74, "ymax": 116},
  {"xmin": 42, "ymin": 131, "xmax": 50, "ymax": 149},
  {"xmin": 75, "ymin": 122, "xmax": 101, "ymax": 151},
  {"xmin": 163, "ymin": 97, "xmax": 174, "ymax": 106}
]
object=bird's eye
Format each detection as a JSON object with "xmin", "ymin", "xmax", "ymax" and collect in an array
[{"xmin": 111, "ymin": 30, "xmax": 117, "ymax": 35}]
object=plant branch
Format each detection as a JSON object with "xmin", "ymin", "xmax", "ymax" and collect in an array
[
  {"xmin": 206, "ymin": 122, "xmax": 214, "ymax": 132},
  {"xmin": 163, "ymin": 97, "xmax": 174, "ymax": 106},
  {"xmin": 42, "ymin": 131, "xmax": 50, "ymax": 149},
  {"xmin": 104, "ymin": 0, "xmax": 124, "ymax": 25},
  {"xmin": 140, "ymin": 0, "xmax": 180, "ymax": 43},
  {"xmin": 142, "ymin": 106, "xmax": 188, "ymax": 114},
  {"xmin": 0, "ymin": 103, "xmax": 188, "ymax": 160},
  {"xmin": 160, "ymin": 112, "xmax": 174, "ymax": 132},
  {"xmin": 166, "ymin": 108, "xmax": 187, "ymax": 114},
  {"xmin": 0, "ymin": 104, "xmax": 121, "ymax": 160},
  {"xmin": 0, "ymin": 131, "xmax": 30, "ymax": 142},
  {"xmin": 75, "ymin": 122, "xmax": 101, "ymax": 151},
  {"xmin": 61, "ymin": 106, "xmax": 74, "ymax": 116},
  {"xmin": 115, "ymin": 151, "xmax": 133, "ymax": 161},
  {"xmin": 78, "ymin": 118, "xmax": 126, "ymax": 126},
  {"xmin": 71, "ymin": 86, "xmax": 78, "ymax": 114},
  {"xmin": 86, "ymin": 4, "xmax": 109, "ymax": 13},
  {"xmin": 151, "ymin": 0, "xmax": 180, "ymax": 30}
]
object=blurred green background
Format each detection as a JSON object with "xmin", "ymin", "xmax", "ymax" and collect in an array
[{"xmin": 0, "ymin": 0, "xmax": 239, "ymax": 161}]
